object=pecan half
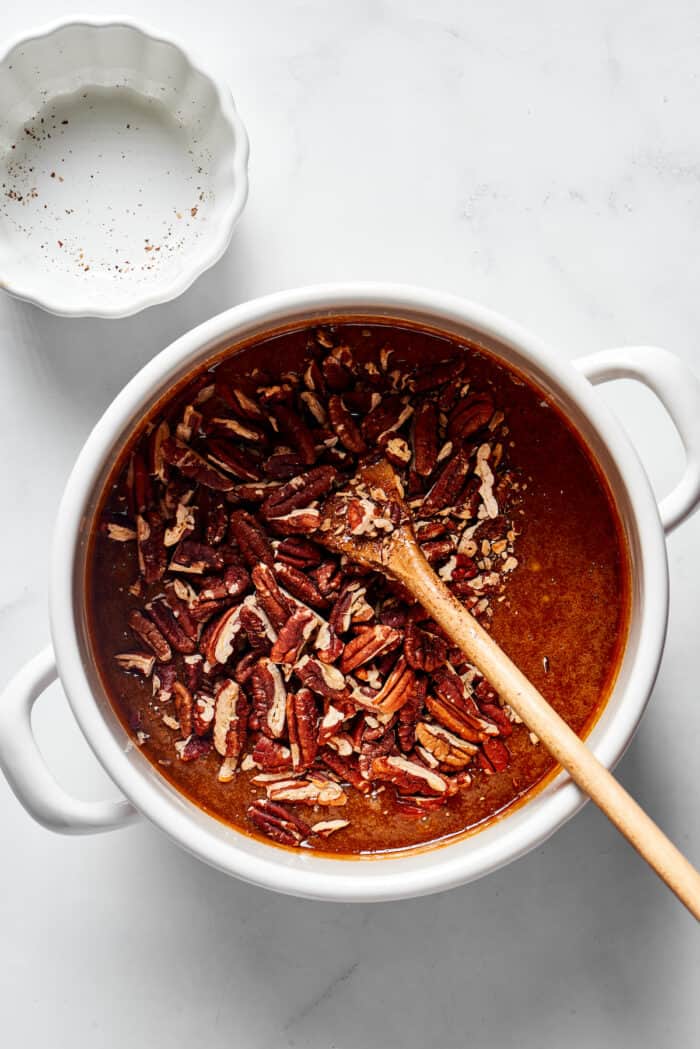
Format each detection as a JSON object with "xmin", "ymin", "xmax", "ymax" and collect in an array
[
  {"xmin": 361, "ymin": 656, "xmax": 414, "ymax": 714},
  {"xmin": 240, "ymin": 595, "xmax": 278, "ymax": 652},
  {"xmin": 201, "ymin": 605, "xmax": 243, "ymax": 665},
  {"xmin": 420, "ymin": 447, "xmax": 472, "ymax": 516},
  {"xmin": 270, "ymin": 606, "xmax": 318, "ymax": 664},
  {"xmin": 252, "ymin": 563, "xmax": 294, "ymax": 631},
  {"xmin": 328, "ymin": 395, "xmax": 367, "ymax": 454},
  {"xmin": 247, "ymin": 799, "xmax": 310, "ymax": 846},
  {"xmin": 128, "ymin": 610, "xmax": 172, "ymax": 662},
  {"xmin": 250, "ymin": 658, "xmax": 287, "ymax": 737},
  {"xmin": 270, "ymin": 404, "xmax": 316, "ymax": 464},
  {"xmin": 403, "ymin": 620, "xmax": 448, "ymax": 672},
  {"xmin": 213, "ymin": 679, "xmax": 248, "ymax": 779},
  {"xmin": 339, "ymin": 624, "xmax": 403, "ymax": 673},
  {"xmin": 162, "ymin": 437, "xmax": 235, "ymax": 491},
  {"xmin": 286, "ymin": 688, "xmax": 319, "ymax": 770},
  {"xmin": 267, "ymin": 773, "xmax": 346, "ymax": 806},
  {"xmin": 207, "ymin": 438, "xmax": 263, "ymax": 481},
  {"xmin": 275, "ymin": 536, "xmax": 324, "ymax": 569},
  {"xmin": 169, "ymin": 539, "xmax": 225, "ymax": 575},
  {"xmin": 173, "ymin": 681, "xmax": 194, "ymax": 738},
  {"xmin": 295, "ymin": 655, "xmax": 347, "ymax": 699},
  {"xmin": 370, "ymin": 755, "xmax": 448, "ymax": 795},
  {"xmin": 252, "ymin": 735, "xmax": 292, "ymax": 770},
  {"xmin": 273, "ymin": 561, "xmax": 327, "ymax": 609},
  {"xmin": 448, "ymin": 392, "xmax": 494, "ymax": 441},
  {"xmin": 413, "ymin": 401, "xmax": 438, "ymax": 477},
  {"xmin": 261, "ymin": 465, "xmax": 337, "ymax": 519},
  {"xmin": 229, "ymin": 510, "xmax": 274, "ymax": 567},
  {"xmin": 415, "ymin": 721, "xmax": 478, "ymax": 768},
  {"xmin": 147, "ymin": 598, "xmax": 197, "ymax": 654}
]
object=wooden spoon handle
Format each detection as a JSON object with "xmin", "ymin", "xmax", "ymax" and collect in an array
[{"xmin": 393, "ymin": 544, "xmax": 700, "ymax": 920}]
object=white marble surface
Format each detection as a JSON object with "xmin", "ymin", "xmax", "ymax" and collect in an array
[{"xmin": 1, "ymin": 1, "xmax": 699, "ymax": 1045}]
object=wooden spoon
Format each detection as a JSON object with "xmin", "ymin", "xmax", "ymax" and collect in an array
[{"xmin": 319, "ymin": 456, "xmax": 700, "ymax": 919}]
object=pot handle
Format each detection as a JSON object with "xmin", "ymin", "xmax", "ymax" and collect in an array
[
  {"xmin": 574, "ymin": 346, "xmax": 700, "ymax": 534},
  {"xmin": 0, "ymin": 646, "xmax": 139, "ymax": 834}
]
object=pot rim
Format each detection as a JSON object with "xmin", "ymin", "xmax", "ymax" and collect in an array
[{"xmin": 49, "ymin": 283, "xmax": 669, "ymax": 901}]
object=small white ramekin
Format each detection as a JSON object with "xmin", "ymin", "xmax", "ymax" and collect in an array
[
  {"xmin": 1, "ymin": 284, "xmax": 699, "ymax": 901},
  {"xmin": 0, "ymin": 18, "xmax": 249, "ymax": 318}
]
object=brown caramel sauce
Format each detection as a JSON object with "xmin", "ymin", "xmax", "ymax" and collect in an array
[{"xmin": 86, "ymin": 319, "xmax": 630, "ymax": 857}]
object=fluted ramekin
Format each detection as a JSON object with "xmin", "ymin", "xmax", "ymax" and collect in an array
[{"xmin": 0, "ymin": 18, "xmax": 249, "ymax": 317}]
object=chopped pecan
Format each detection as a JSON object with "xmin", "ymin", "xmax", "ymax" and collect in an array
[
  {"xmin": 128, "ymin": 610, "xmax": 172, "ymax": 662},
  {"xmin": 209, "ymin": 414, "xmax": 267, "ymax": 444},
  {"xmin": 370, "ymin": 755, "xmax": 448, "ymax": 795},
  {"xmin": 250, "ymin": 658, "xmax": 287, "ymax": 737},
  {"xmin": 310, "ymin": 819, "xmax": 349, "ymax": 838},
  {"xmin": 152, "ymin": 664, "xmax": 177, "ymax": 704},
  {"xmin": 229, "ymin": 510, "xmax": 274, "ymax": 567},
  {"xmin": 379, "ymin": 433, "xmax": 411, "ymax": 467},
  {"xmin": 175, "ymin": 736, "xmax": 212, "ymax": 762},
  {"xmin": 101, "ymin": 514, "xmax": 137, "ymax": 542},
  {"xmin": 286, "ymin": 688, "xmax": 319, "ymax": 770},
  {"xmin": 270, "ymin": 606, "xmax": 318, "ymax": 664},
  {"xmin": 136, "ymin": 512, "xmax": 167, "ymax": 583},
  {"xmin": 173, "ymin": 681, "xmax": 194, "ymax": 738},
  {"xmin": 148, "ymin": 420, "xmax": 170, "ymax": 482},
  {"xmin": 340, "ymin": 624, "xmax": 403, "ymax": 673},
  {"xmin": 318, "ymin": 704, "xmax": 347, "ymax": 744},
  {"xmin": 361, "ymin": 395, "xmax": 404, "ymax": 443},
  {"xmin": 222, "ymin": 385, "xmax": 266, "ymax": 422},
  {"xmin": 321, "ymin": 353, "xmax": 352, "ymax": 392},
  {"xmin": 114, "ymin": 652, "xmax": 155, "ymax": 677},
  {"xmin": 247, "ymin": 799, "xmax": 309, "ymax": 846},
  {"xmin": 394, "ymin": 794, "xmax": 449, "ymax": 817}
]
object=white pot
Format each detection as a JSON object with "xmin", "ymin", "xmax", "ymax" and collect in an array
[{"xmin": 2, "ymin": 284, "xmax": 699, "ymax": 901}]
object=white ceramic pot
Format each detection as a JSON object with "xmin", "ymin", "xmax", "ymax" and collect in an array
[{"xmin": 1, "ymin": 284, "xmax": 699, "ymax": 901}]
